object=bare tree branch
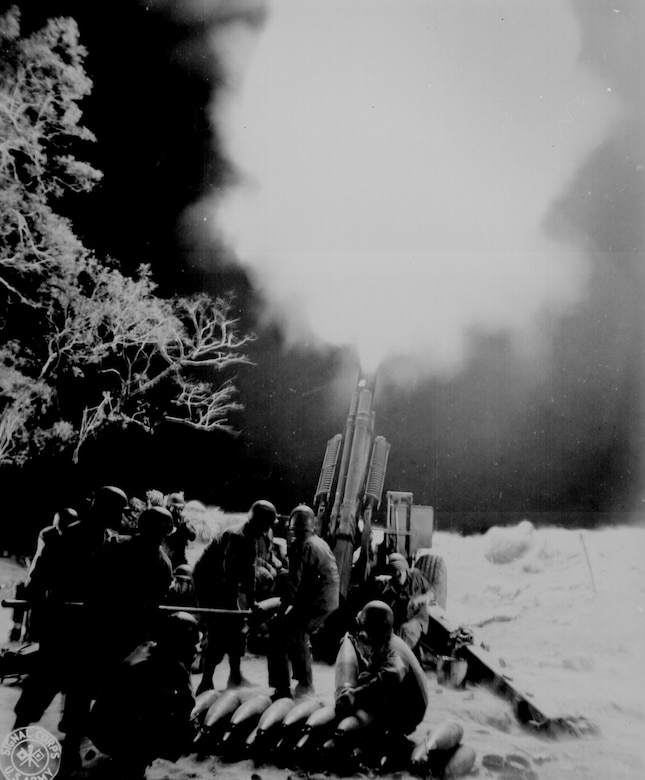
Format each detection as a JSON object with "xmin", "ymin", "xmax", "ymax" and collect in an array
[{"xmin": 0, "ymin": 12, "xmax": 254, "ymax": 466}]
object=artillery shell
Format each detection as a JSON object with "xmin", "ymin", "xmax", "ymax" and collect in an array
[
  {"xmin": 251, "ymin": 698, "xmax": 296, "ymax": 758},
  {"xmin": 428, "ymin": 743, "xmax": 477, "ymax": 779},
  {"xmin": 426, "ymin": 720, "xmax": 464, "ymax": 752},
  {"xmin": 292, "ymin": 705, "xmax": 338, "ymax": 759},
  {"xmin": 410, "ymin": 720, "xmax": 464, "ymax": 770},
  {"xmin": 294, "ymin": 731, "xmax": 312, "ymax": 754},
  {"xmin": 268, "ymin": 701, "xmax": 317, "ymax": 764},
  {"xmin": 190, "ymin": 690, "xmax": 219, "ymax": 722},
  {"xmin": 229, "ymin": 694, "xmax": 272, "ymax": 727},
  {"xmin": 335, "ymin": 708, "xmax": 374, "ymax": 736},
  {"xmin": 204, "ymin": 690, "xmax": 242, "ymax": 730},
  {"xmin": 193, "ymin": 691, "xmax": 242, "ymax": 751},
  {"xmin": 245, "ymin": 726, "xmax": 260, "ymax": 750},
  {"xmin": 257, "ymin": 697, "xmax": 296, "ymax": 732},
  {"xmin": 321, "ymin": 738, "xmax": 336, "ymax": 753},
  {"xmin": 410, "ymin": 735, "xmax": 431, "ymax": 771},
  {"xmin": 442, "ymin": 743, "xmax": 477, "ymax": 779},
  {"xmin": 218, "ymin": 695, "xmax": 272, "ymax": 759},
  {"xmin": 282, "ymin": 698, "xmax": 324, "ymax": 728},
  {"xmin": 317, "ymin": 736, "xmax": 341, "ymax": 769},
  {"xmin": 269, "ymin": 701, "xmax": 325, "ymax": 767},
  {"xmin": 218, "ymin": 728, "xmax": 237, "ymax": 754},
  {"xmin": 271, "ymin": 734, "xmax": 290, "ymax": 765},
  {"xmin": 335, "ymin": 715, "xmax": 362, "ymax": 735},
  {"xmin": 304, "ymin": 704, "xmax": 337, "ymax": 730},
  {"xmin": 272, "ymin": 730, "xmax": 307, "ymax": 767},
  {"xmin": 377, "ymin": 734, "xmax": 415, "ymax": 774}
]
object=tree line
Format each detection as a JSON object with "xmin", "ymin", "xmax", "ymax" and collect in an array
[{"xmin": 0, "ymin": 7, "xmax": 251, "ymax": 471}]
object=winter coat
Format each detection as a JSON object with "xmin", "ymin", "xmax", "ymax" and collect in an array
[
  {"xmin": 285, "ymin": 533, "xmax": 340, "ymax": 622},
  {"xmin": 192, "ymin": 521, "xmax": 258, "ymax": 609},
  {"xmin": 334, "ymin": 631, "xmax": 428, "ymax": 734}
]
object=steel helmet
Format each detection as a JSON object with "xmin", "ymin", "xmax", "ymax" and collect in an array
[
  {"xmin": 156, "ymin": 611, "xmax": 200, "ymax": 657},
  {"xmin": 92, "ymin": 486, "xmax": 128, "ymax": 529},
  {"xmin": 289, "ymin": 505, "xmax": 315, "ymax": 536},
  {"xmin": 138, "ymin": 506, "xmax": 173, "ymax": 539},
  {"xmin": 94, "ymin": 485, "xmax": 128, "ymax": 509},
  {"xmin": 54, "ymin": 507, "xmax": 79, "ymax": 532},
  {"xmin": 248, "ymin": 500, "xmax": 277, "ymax": 532},
  {"xmin": 357, "ymin": 600, "xmax": 394, "ymax": 642}
]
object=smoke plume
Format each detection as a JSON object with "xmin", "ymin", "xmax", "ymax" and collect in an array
[{"xmin": 203, "ymin": 0, "xmax": 617, "ymax": 376}]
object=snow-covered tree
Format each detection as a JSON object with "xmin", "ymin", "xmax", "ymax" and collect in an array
[{"xmin": 0, "ymin": 7, "xmax": 252, "ymax": 466}]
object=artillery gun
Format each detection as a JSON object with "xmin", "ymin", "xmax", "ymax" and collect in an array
[
  {"xmin": 309, "ymin": 374, "xmax": 591, "ymax": 736},
  {"xmin": 312, "ymin": 372, "xmax": 447, "ymax": 644}
]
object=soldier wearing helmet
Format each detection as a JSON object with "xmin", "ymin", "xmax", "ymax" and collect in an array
[
  {"xmin": 14, "ymin": 486, "xmax": 131, "ymax": 765},
  {"xmin": 193, "ymin": 499, "xmax": 277, "ymax": 693},
  {"xmin": 334, "ymin": 600, "xmax": 428, "ymax": 739},
  {"xmin": 267, "ymin": 504, "xmax": 339, "ymax": 700},
  {"xmin": 9, "ymin": 508, "xmax": 80, "ymax": 644},
  {"xmin": 164, "ymin": 492, "xmax": 197, "ymax": 569},
  {"xmin": 101, "ymin": 507, "xmax": 174, "ymax": 662},
  {"xmin": 170, "ymin": 563, "xmax": 197, "ymax": 608},
  {"xmin": 377, "ymin": 552, "xmax": 435, "ymax": 651}
]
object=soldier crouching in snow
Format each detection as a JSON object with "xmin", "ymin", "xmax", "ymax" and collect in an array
[
  {"xmin": 378, "ymin": 552, "xmax": 435, "ymax": 651},
  {"xmin": 332, "ymin": 600, "xmax": 429, "ymax": 770}
]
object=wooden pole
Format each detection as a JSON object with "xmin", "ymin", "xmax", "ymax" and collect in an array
[{"xmin": 579, "ymin": 533, "xmax": 597, "ymax": 594}]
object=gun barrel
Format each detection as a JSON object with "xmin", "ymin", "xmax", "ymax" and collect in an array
[
  {"xmin": 326, "ymin": 373, "xmax": 377, "ymax": 597},
  {"xmin": 328, "ymin": 380, "xmax": 362, "ymax": 533},
  {"xmin": 338, "ymin": 374, "xmax": 375, "ymax": 528},
  {"xmin": 313, "ymin": 371, "xmax": 387, "ymax": 600}
]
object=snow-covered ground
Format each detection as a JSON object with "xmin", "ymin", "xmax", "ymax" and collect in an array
[{"xmin": 1, "ymin": 521, "xmax": 643, "ymax": 779}]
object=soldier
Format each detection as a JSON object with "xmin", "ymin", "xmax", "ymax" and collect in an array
[
  {"xmin": 29, "ymin": 507, "xmax": 79, "ymax": 572},
  {"xmin": 334, "ymin": 600, "xmax": 428, "ymax": 739},
  {"xmin": 13, "ymin": 486, "xmax": 129, "ymax": 766},
  {"xmin": 9, "ymin": 507, "xmax": 79, "ymax": 643},
  {"xmin": 169, "ymin": 563, "xmax": 197, "ymax": 608},
  {"xmin": 89, "ymin": 611, "xmax": 200, "ymax": 779},
  {"xmin": 193, "ymin": 499, "xmax": 277, "ymax": 694},
  {"xmin": 255, "ymin": 526, "xmax": 287, "ymax": 600},
  {"xmin": 267, "ymin": 504, "xmax": 339, "ymax": 700},
  {"xmin": 378, "ymin": 552, "xmax": 435, "ymax": 651},
  {"xmin": 99, "ymin": 506, "xmax": 174, "ymax": 664},
  {"xmin": 164, "ymin": 492, "xmax": 197, "ymax": 569}
]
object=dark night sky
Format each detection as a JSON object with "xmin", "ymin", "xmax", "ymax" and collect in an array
[{"xmin": 5, "ymin": 0, "xmax": 644, "ymax": 527}]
